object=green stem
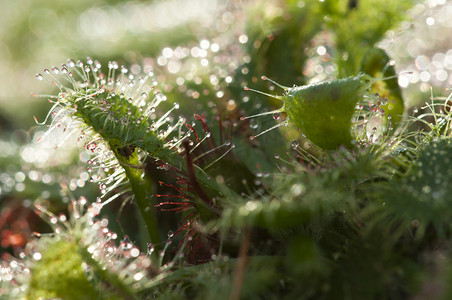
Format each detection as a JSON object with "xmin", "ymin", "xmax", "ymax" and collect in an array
[
  {"xmin": 110, "ymin": 141, "xmax": 162, "ymax": 256},
  {"xmin": 77, "ymin": 244, "xmax": 138, "ymax": 299}
]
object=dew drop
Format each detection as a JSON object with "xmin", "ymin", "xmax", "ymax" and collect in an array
[
  {"xmin": 250, "ymin": 119, "xmax": 259, "ymax": 129},
  {"xmin": 86, "ymin": 142, "xmax": 97, "ymax": 151},
  {"xmin": 244, "ymin": 86, "xmax": 250, "ymax": 91},
  {"xmin": 36, "ymin": 74, "xmax": 43, "ymax": 80},
  {"xmin": 51, "ymin": 67, "xmax": 59, "ymax": 74},
  {"xmin": 32, "ymin": 252, "xmax": 42, "ymax": 261},
  {"xmin": 291, "ymin": 140, "xmax": 299, "ymax": 148},
  {"xmin": 43, "ymin": 69, "xmax": 50, "ymax": 74},
  {"xmin": 167, "ymin": 230, "xmax": 174, "ymax": 238},
  {"xmin": 274, "ymin": 153, "xmax": 280, "ymax": 159},
  {"xmin": 130, "ymin": 248, "xmax": 140, "ymax": 257},
  {"xmin": 147, "ymin": 243, "xmax": 155, "ymax": 254}
]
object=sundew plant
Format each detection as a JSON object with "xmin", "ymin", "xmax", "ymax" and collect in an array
[{"xmin": 3, "ymin": 0, "xmax": 452, "ymax": 299}]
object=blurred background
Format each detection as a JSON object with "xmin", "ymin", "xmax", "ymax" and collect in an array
[{"xmin": 1, "ymin": 0, "xmax": 452, "ymax": 254}]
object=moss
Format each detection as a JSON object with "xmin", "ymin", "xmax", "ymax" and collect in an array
[{"xmin": 27, "ymin": 239, "xmax": 100, "ymax": 300}]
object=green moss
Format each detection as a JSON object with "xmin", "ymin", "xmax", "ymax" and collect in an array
[{"xmin": 27, "ymin": 239, "xmax": 100, "ymax": 300}]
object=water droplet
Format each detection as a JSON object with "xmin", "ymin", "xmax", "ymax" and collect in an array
[
  {"xmin": 51, "ymin": 67, "xmax": 59, "ymax": 74},
  {"xmin": 274, "ymin": 153, "xmax": 280, "ymax": 159},
  {"xmin": 43, "ymin": 69, "xmax": 50, "ymax": 74},
  {"xmin": 291, "ymin": 140, "xmax": 299, "ymax": 148},
  {"xmin": 174, "ymin": 102, "xmax": 180, "ymax": 109},
  {"xmin": 130, "ymin": 248, "xmax": 140, "ymax": 257},
  {"xmin": 86, "ymin": 142, "xmax": 97, "ymax": 151},
  {"xmin": 147, "ymin": 243, "xmax": 155, "ymax": 254},
  {"xmin": 167, "ymin": 230, "xmax": 174, "ymax": 238},
  {"xmin": 36, "ymin": 74, "xmax": 43, "ymax": 80},
  {"xmin": 32, "ymin": 252, "xmax": 42, "ymax": 260},
  {"xmin": 250, "ymin": 119, "xmax": 259, "ymax": 129}
]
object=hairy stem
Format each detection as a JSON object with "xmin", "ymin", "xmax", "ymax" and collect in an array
[
  {"xmin": 110, "ymin": 141, "xmax": 162, "ymax": 255},
  {"xmin": 77, "ymin": 243, "xmax": 138, "ymax": 299}
]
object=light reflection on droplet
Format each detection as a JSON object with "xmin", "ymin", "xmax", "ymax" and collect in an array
[{"xmin": 415, "ymin": 55, "xmax": 430, "ymax": 70}]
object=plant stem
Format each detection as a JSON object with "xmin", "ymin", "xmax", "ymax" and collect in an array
[
  {"xmin": 230, "ymin": 228, "xmax": 251, "ymax": 300},
  {"xmin": 78, "ymin": 244, "xmax": 138, "ymax": 299},
  {"xmin": 111, "ymin": 143, "xmax": 162, "ymax": 256}
]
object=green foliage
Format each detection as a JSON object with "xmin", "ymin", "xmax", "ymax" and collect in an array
[
  {"xmin": 326, "ymin": 0, "xmax": 414, "ymax": 77},
  {"xmin": 283, "ymin": 76, "xmax": 364, "ymax": 149},
  {"xmin": 27, "ymin": 239, "xmax": 101, "ymax": 300},
  {"xmin": 377, "ymin": 138, "xmax": 452, "ymax": 238}
]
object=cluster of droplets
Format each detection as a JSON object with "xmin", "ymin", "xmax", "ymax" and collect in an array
[
  {"xmin": 153, "ymin": 36, "xmax": 242, "ymax": 104},
  {"xmin": 32, "ymin": 197, "xmax": 156, "ymax": 289},
  {"xmin": 352, "ymin": 92, "xmax": 394, "ymax": 145},
  {"xmin": 35, "ymin": 58, "xmax": 192, "ymax": 206},
  {"xmin": 0, "ymin": 255, "xmax": 30, "ymax": 297},
  {"xmin": 390, "ymin": 1, "xmax": 452, "ymax": 92}
]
